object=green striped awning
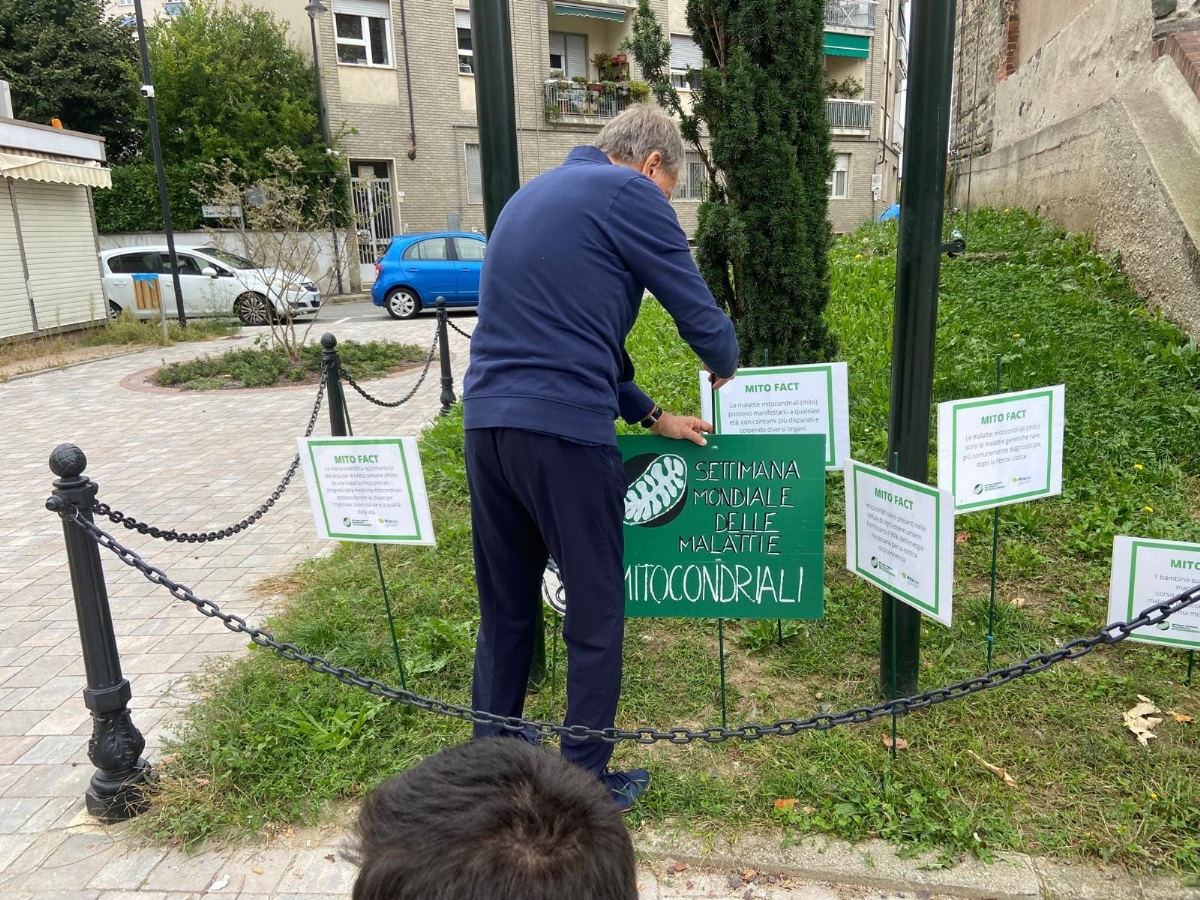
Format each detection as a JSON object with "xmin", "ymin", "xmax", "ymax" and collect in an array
[
  {"xmin": 824, "ymin": 32, "xmax": 870, "ymax": 58},
  {"xmin": 553, "ymin": 2, "xmax": 626, "ymax": 22}
]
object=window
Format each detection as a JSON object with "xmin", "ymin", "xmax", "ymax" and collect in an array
[
  {"xmin": 454, "ymin": 237, "xmax": 486, "ymax": 261},
  {"xmin": 548, "ymin": 32, "xmax": 587, "ymax": 79},
  {"xmin": 456, "ymin": 10, "xmax": 473, "ymax": 74},
  {"xmin": 108, "ymin": 252, "xmax": 162, "ymax": 275},
  {"xmin": 167, "ymin": 254, "xmax": 208, "ymax": 276},
  {"xmin": 678, "ymin": 151, "xmax": 708, "ymax": 201},
  {"xmin": 162, "ymin": 1, "xmax": 186, "ymax": 15},
  {"xmin": 403, "ymin": 239, "xmax": 450, "ymax": 261},
  {"xmin": 334, "ymin": 0, "xmax": 391, "ymax": 67},
  {"xmin": 118, "ymin": 0, "xmax": 133, "ymax": 5},
  {"xmin": 670, "ymin": 34, "xmax": 702, "ymax": 91},
  {"xmin": 828, "ymin": 153, "xmax": 850, "ymax": 199},
  {"xmin": 465, "ymin": 142, "xmax": 483, "ymax": 205}
]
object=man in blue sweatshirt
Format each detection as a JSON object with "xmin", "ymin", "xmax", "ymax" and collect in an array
[{"xmin": 462, "ymin": 105, "xmax": 740, "ymax": 812}]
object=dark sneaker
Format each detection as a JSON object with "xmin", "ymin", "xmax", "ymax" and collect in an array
[{"xmin": 601, "ymin": 768, "xmax": 650, "ymax": 813}]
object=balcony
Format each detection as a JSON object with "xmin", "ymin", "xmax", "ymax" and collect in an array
[
  {"xmin": 544, "ymin": 81, "xmax": 633, "ymax": 125},
  {"xmin": 826, "ymin": 98, "xmax": 873, "ymax": 135},
  {"xmin": 825, "ymin": 0, "xmax": 877, "ymax": 31}
]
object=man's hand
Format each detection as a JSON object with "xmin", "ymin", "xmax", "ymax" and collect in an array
[
  {"xmin": 651, "ymin": 412, "xmax": 713, "ymax": 446},
  {"xmin": 704, "ymin": 364, "xmax": 736, "ymax": 392}
]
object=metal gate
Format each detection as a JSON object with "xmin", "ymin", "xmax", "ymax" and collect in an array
[{"xmin": 350, "ymin": 165, "xmax": 394, "ymax": 283}]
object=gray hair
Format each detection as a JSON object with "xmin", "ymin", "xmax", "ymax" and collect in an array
[{"xmin": 594, "ymin": 104, "xmax": 685, "ymax": 175}]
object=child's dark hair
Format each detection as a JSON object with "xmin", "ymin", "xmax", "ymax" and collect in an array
[{"xmin": 350, "ymin": 738, "xmax": 638, "ymax": 900}]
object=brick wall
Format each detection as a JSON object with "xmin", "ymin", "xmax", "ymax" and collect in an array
[
  {"xmin": 950, "ymin": 0, "xmax": 1012, "ymax": 160},
  {"xmin": 1155, "ymin": 29, "xmax": 1200, "ymax": 101}
]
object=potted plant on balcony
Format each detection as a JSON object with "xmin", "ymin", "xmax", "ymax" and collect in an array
[{"xmin": 628, "ymin": 79, "xmax": 651, "ymax": 103}]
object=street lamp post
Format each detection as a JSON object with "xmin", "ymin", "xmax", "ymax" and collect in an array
[
  {"xmin": 306, "ymin": 0, "xmax": 346, "ymax": 295},
  {"xmin": 132, "ymin": 0, "xmax": 187, "ymax": 328}
]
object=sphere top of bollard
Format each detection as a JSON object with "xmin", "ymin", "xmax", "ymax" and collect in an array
[
  {"xmin": 435, "ymin": 296, "xmax": 446, "ymax": 307},
  {"xmin": 321, "ymin": 333, "xmax": 337, "ymax": 350},
  {"xmin": 49, "ymin": 443, "xmax": 87, "ymax": 478}
]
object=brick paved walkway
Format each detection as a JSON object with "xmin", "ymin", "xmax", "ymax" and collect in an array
[{"xmin": 0, "ymin": 317, "xmax": 459, "ymax": 897}]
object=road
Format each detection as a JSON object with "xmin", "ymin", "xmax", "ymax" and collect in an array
[{"xmin": 313, "ymin": 297, "xmax": 479, "ymax": 328}]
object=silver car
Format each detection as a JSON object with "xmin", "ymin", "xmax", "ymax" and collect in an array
[{"xmin": 99, "ymin": 245, "xmax": 322, "ymax": 325}]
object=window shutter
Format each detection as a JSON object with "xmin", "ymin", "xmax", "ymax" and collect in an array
[
  {"xmin": 670, "ymin": 34, "xmax": 703, "ymax": 71},
  {"xmin": 548, "ymin": 31, "xmax": 565, "ymax": 62},
  {"xmin": 565, "ymin": 33, "xmax": 587, "ymax": 78},
  {"xmin": 455, "ymin": 9, "xmax": 471, "ymax": 29},
  {"xmin": 465, "ymin": 143, "xmax": 483, "ymax": 205},
  {"xmin": 334, "ymin": 0, "xmax": 389, "ymax": 17}
]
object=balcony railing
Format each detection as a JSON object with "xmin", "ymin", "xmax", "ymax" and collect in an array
[
  {"xmin": 824, "ymin": 0, "xmax": 877, "ymax": 31},
  {"xmin": 544, "ymin": 82, "xmax": 632, "ymax": 122},
  {"xmin": 826, "ymin": 98, "xmax": 873, "ymax": 132}
]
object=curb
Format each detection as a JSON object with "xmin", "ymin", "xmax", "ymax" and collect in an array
[{"xmin": 633, "ymin": 829, "xmax": 1200, "ymax": 900}]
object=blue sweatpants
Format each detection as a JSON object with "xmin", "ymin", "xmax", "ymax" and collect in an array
[{"xmin": 465, "ymin": 427, "xmax": 627, "ymax": 774}]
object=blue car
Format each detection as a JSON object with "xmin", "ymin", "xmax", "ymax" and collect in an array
[{"xmin": 371, "ymin": 232, "xmax": 486, "ymax": 320}]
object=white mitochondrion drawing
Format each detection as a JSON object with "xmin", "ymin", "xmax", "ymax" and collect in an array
[{"xmin": 623, "ymin": 454, "xmax": 688, "ymax": 527}]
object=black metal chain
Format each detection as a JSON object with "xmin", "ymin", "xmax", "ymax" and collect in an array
[
  {"xmin": 54, "ymin": 506, "xmax": 1200, "ymax": 745},
  {"xmin": 342, "ymin": 332, "xmax": 439, "ymax": 409},
  {"xmin": 447, "ymin": 319, "xmax": 474, "ymax": 340},
  {"xmin": 91, "ymin": 376, "xmax": 328, "ymax": 544}
]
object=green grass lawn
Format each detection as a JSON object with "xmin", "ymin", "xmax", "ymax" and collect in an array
[{"xmin": 144, "ymin": 210, "xmax": 1200, "ymax": 873}]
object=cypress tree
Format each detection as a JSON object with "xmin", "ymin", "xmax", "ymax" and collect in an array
[{"xmin": 628, "ymin": 0, "xmax": 835, "ymax": 365}]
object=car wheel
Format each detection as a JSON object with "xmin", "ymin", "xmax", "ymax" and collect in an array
[
  {"xmin": 235, "ymin": 292, "xmax": 271, "ymax": 326},
  {"xmin": 385, "ymin": 288, "xmax": 421, "ymax": 320},
  {"xmin": 108, "ymin": 301, "xmax": 124, "ymax": 321}
]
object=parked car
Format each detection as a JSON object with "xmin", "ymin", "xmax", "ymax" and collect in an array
[
  {"xmin": 99, "ymin": 246, "xmax": 323, "ymax": 325},
  {"xmin": 371, "ymin": 232, "xmax": 485, "ymax": 320}
]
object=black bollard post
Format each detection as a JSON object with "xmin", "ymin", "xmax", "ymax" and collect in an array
[
  {"xmin": 436, "ymin": 298, "xmax": 457, "ymax": 416},
  {"xmin": 322, "ymin": 333, "xmax": 350, "ymax": 437},
  {"xmin": 45, "ymin": 444, "xmax": 151, "ymax": 822}
]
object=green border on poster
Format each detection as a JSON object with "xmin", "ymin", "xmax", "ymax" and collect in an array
[
  {"xmin": 849, "ymin": 463, "xmax": 944, "ymax": 617},
  {"xmin": 307, "ymin": 438, "xmax": 423, "ymax": 542},
  {"xmin": 1124, "ymin": 538, "xmax": 1200, "ymax": 649},
  {"xmin": 949, "ymin": 388, "xmax": 1056, "ymax": 511},
  {"xmin": 712, "ymin": 365, "xmax": 838, "ymax": 468}
]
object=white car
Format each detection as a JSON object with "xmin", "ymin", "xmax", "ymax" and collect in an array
[{"xmin": 99, "ymin": 246, "xmax": 323, "ymax": 325}]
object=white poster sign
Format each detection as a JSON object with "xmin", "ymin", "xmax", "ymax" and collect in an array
[
  {"xmin": 298, "ymin": 436, "xmax": 435, "ymax": 545},
  {"xmin": 699, "ymin": 362, "xmax": 851, "ymax": 469},
  {"xmin": 845, "ymin": 459, "xmax": 955, "ymax": 626},
  {"xmin": 937, "ymin": 385, "xmax": 1065, "ymax": 513},
  {"xmin": 1108, "ymin": 536, "xmax": 1200, "ymax": 650}
]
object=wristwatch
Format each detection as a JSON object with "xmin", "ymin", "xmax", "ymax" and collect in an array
[{"xmin": 639, "ymin": 405, "xmax": 664, "ymax": 429}]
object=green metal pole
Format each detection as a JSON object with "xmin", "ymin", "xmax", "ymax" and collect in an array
[
  {"xmin": 469, "ymin": 0, "xmax": 521, "ymax": 236},
  {"xmin": 879, "ymin": 0, "xmax": 959, "ymax": 699},
  {"xmin": 468, "ymin": 0, "xmax": 544, "ymax": 686}
]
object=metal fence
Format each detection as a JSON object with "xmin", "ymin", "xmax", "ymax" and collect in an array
[
  {"xmin": 543, "ymin": 82, "xmax": 631, "ymax": 122},
  {"xmin": 825, "ymin": 0, "xmax": 877, "ymax": 30},
  {"xmin": 827, "ymin": 98, "xmax": 874, "ymax": 132}
]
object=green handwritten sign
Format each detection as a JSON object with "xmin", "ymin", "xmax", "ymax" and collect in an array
[{"xmin": 619, "ymin": 434, "xmax": 826, "ymax": 620}]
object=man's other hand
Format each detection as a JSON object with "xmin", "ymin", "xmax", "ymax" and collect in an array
[
  {"xmin": 651, "ymin": 412, "xmax": 713, "ymax": 446},
  {"xmin": 704, "ymin": 365, "xmax": 736, "ymax": 391}
]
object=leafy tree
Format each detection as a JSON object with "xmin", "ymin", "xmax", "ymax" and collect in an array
[
  {"xmin": 0, "ymin": 0, "xmax": 142, "ymax": 159},
  {"xmin": 146, "ymin": 1, "xmax": 325, "ymax": 191},
  {"xmin": 628, "ymin": 0, "xmax": 836, "ymax": 365}
]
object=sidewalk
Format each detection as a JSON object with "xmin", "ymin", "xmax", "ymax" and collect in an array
[{"xmin": 0, "ymin": 316, "xmax": 457, "ymax": 897}]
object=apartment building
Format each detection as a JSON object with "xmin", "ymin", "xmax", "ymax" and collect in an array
[{"xmin": 105, "ymin": 0, "xmax": 907, "ymax": 283}]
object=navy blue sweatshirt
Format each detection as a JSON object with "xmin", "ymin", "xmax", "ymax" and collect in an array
[{"xmin": 462, "ymin": 146, "xmax": 739, "ymax": 446}]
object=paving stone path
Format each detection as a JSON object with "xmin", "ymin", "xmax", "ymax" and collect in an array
[{"xmin": 0, "ymin": 317, "xmax": 459, "ymax": 897}]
